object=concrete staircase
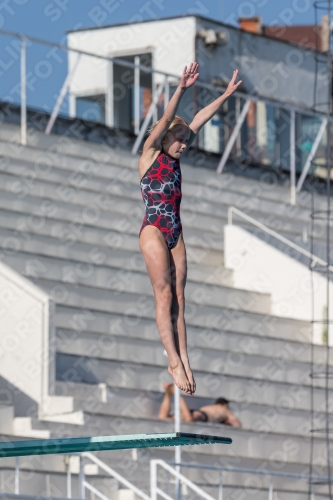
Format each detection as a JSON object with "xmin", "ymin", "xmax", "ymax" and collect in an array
[{"xmin": 0, "ymin": 122, "xmax": 332, "ymax": 499}]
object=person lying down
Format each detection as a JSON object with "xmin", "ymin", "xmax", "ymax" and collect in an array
[{"xmin": 158, "ymin": 383, "xmax": 242, "ymax": 427}]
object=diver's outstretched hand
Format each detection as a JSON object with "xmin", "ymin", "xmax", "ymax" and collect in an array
[
  {"xmin": 225, "ymin": 69, "xmax": 242, "ymax": 96},
  {"xmin": 180, "ymin": 62, "xmax": 199, "ymax": 89}
]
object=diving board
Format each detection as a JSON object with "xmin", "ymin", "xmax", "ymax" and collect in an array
[{"xmin": 0, "ymin": 433, "xmax": 232, "ymax": 458}]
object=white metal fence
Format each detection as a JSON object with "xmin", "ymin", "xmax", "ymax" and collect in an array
[
  {"xmin": 157, "ymin": 461, "xmax": 323, "ymax": 500},
  {"xmin": 4, "ymin": 451, "xmax": 331, "ymax": 499}
]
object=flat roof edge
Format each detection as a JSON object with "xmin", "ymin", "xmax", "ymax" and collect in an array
[{"xmin": 66, "ymin": 14, "xmax": 326, "ymax": 54}]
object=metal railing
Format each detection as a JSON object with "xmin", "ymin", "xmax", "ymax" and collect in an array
[
  {"xmin": 81, "ymin": 452, "xmax": 150, "ymax": 500},
  {"xmin": 5, "ymin": 452, "xmax": 150, "ymax": 500},
  {"xmin": 7, "ymin": 452, "xmax": 328, "ymax": 500},
  {"xmin": 0, "ymin": 29, "xmax": 330, "ymax": 205},
  {"xmin": 164, "ymin": 461, "xmax": 325, "ymax": 500},
  {"xmin": 0, "ymin": 495, "xmax": 81, "ymax": 499},
  {"xmin": 1, "ymin": 455, "xmax": 82, "ymax": 499},
  {"xmin": 228, "ymin": 205, "xmax": 333, "ymax": 272},
  {"xmin": 151, "ymin": 459, "xmax": 215, "ymax": 500}
]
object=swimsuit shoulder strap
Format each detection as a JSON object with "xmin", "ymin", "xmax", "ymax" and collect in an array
[{"xmin": 140, "ymin": 151, "xmax": 164, "ymax": 183}]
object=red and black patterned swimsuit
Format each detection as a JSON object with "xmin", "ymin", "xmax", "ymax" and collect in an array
[{"xmin": 139, "ymin": 152, "xmax": 182, "ymax": 250}]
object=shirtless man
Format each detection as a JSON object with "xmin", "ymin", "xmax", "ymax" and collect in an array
[{"xmin": 158, "ymin": 384, "xmax": 242, "ymax": 427}]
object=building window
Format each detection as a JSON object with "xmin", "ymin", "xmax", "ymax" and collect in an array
[
  {"xmin": 113, "ymin": 52, "xmax": 152, "ymax": 132},
  {"xmin": 76, "ymin": 94, "xmax": 106, "ymax": 124}
]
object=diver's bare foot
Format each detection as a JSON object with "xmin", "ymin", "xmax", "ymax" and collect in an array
[
  {"xmin": 168, "ymin": 361, "xmax": 192, "ymax": 394},
  {"xmin": 182, "ymin": 359, "xmax": 196, "ymax": 395}
]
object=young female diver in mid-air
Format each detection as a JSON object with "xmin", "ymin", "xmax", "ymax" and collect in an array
[{"xmin": 138, "ymin": 62, "xmax": 242, "ymax": 394}]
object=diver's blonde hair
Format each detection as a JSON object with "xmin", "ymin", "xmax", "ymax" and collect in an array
[{"xmin": 147, "ymin": 115, "xmax": 189, "ymax": 136}]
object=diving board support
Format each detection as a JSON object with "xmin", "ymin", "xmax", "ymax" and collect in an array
[
  {"xmin": 0, "ymin": 433, "xmax": 232, "ymax": 458},
  {"xmin": 174, "ymin": 384, "xmax": 181, "ymax": 500},
  {"xmin": 79, "ymin": 454, "xmax": 85, "ymax": 499},
  {"xmin": 269, "ymin": 476, "xmax": 274, "ymax": 500},
  {"xmin": 15, "ymin": 457, "xmax": 19, "ymax": 494}
]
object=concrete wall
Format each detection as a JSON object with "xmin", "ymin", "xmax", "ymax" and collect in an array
[
  {"xmin": 67, "ymin": 16, "xmax": 196, "ymax": 95},
  {"xmin": 0, "ymin": 261, "xmax": 72, "ymax": 418},
  {"xmin": 224, "ymin": 224, "xmax": 333, "ymax": 344},
  {"xmin": 196, "ymin": 17, "xmax": 328, "ymax": 111}
]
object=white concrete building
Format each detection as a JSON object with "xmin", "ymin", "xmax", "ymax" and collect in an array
[{"xmin": 67, "ymin": 15, "xmax": 329, "ymax": 168}]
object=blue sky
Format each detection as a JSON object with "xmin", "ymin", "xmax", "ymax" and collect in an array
[{"xmin": 0, "ymin": 0, "xmax": 319, "ymax": 113}]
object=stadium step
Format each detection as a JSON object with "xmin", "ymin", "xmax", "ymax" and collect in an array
[
  {"xmin": 53, "ymin": 380, "xmax": 329, "ymax": 437},
  {"xmin": 0, "ymin": 158, "xmax": 313, "ymax": 239},
  {"xmin": 1, "ymin": 145, "xmax": 329, "ymax": 248},
  {"xmin": 0, "ymin": 226, "xmax": 232, "ymax": 286},
  {"xmin": 0, "ymin": 153, "xmax": 312, "ymax": 223},
  {"xmin": 23, "ymin": 277, "xmax": 305, "ymax": 338},
  {"xmin": 54, "ymin": 330, "xmax": 324, "ymax": 389},
  {"xmin": 0, "ymin": 166, "xmax": 320, "ymax": 259},
  {"xmin": 25, "ymin": 413, "xmax": 327, "ymax": 467},
  {"xmin": 1, "ymin": 148, "xmax": 332, "ymax": 253},
  {"xmin": 0, "ymin": 208, "xmax": 223, "ymax": 268},
  {"xmin": 0, "ymin": 127, "xmax": 326, "ymax": 220},
  {"xmin": 0, "ymin": 122, "xmax": 327, "ymax": 210},
  {"xmin": 55, "ymin": 325, "xmax": 333, "ymax": 366},
  {"xmin": 13, "ymin": 418, "xmax": 50, "ymax": 439},
  {"xmin": 55, "ymin": 354, "xmax": 325, "ymax": 413},
  {"xmin": 55, "ymin": 299, "xmax": 311, "ymax": 343},
  {"xmin": 0, "ymin": 251, "xmax": 270, "ymax": 315},
  {"xmin": 0, "ymin": 189, "xmax": 225, "ymax": 267}
]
